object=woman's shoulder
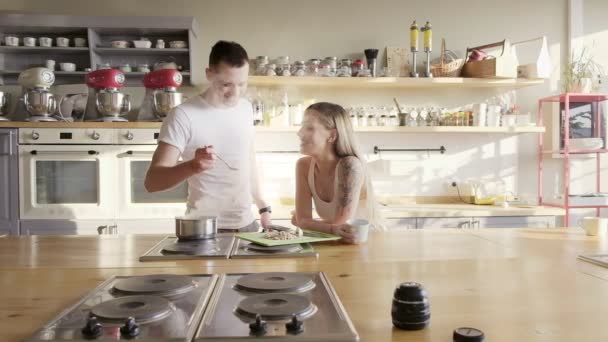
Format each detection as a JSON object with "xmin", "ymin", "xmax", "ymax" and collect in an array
[
  {"xmin": 337, "ymin": 156, "xmax": 363, "ymax": 171},
  {"xmin": 296, "ymin": 156, "xmax": 313, "ymax": 173}
]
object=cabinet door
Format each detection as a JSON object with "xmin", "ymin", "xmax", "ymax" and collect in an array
[
  {"xmin": 0, "ymin": 129, "xmax": 18, "ymax": 235},
  {"xmin": 20, "ymin": 220, "xmax": 115, "ymax": 235},
  {"xmin": 385, "ymin": 218, "xmax": 417, "ymax": 230},
  {"xmin": 115, "ymin": 219, "xmax": 174, "ymax": 235},
  {"xmin": 473, "ymin": 216, "xmax": 556, "ymax": 228},
  {"xmin": 416, "ymin": 217, "xmax": 473, "ymax": 229}
]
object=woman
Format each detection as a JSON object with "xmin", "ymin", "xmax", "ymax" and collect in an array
[{"xmin": 292, "ymin": 102, "xmax": 381, "ymax": 244}]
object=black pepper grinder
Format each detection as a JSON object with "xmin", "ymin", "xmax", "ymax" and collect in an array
[
  {"xmin": 364, "ymin": 49, "xmax": 379, "ymax": 77},
  {"xmin": 391, "ymin": 282, "xmax": 430, "ymax": 330}
]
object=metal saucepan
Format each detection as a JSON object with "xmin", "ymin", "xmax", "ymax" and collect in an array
[{"xmin": 175, "ymin": 216, "xmax": 217, "ymax": 240}]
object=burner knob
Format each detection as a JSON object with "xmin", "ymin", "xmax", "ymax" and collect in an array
[
  {"xmin": 91, "ymin": 131, "xmax": 100, "ymax": 140},
  {"xmin": 31, "ymin": 131, "xmax": 39, "ymax": 140},
  {"xmin": 81, "ymin": 315, "xmax": 102, "ymax": 338},
  {"xmin": 125, "ymin": 131, "xmax": 134, "ymax": 140},
  {"xmin": 120, "ymin": 317, "xmax": 140, "ymax": 338},
  {"xmin": 249, "ymin": 314, "xmax": 267, "ymax": 335},
  {"xmin": 285, "ymin": 314, "xmax": 304, "ymax": 334}
]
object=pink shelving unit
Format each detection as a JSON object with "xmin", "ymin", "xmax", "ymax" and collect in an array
[{"xmin": 538, "ymin": 93, "xmax": 608, "ymax": 226}]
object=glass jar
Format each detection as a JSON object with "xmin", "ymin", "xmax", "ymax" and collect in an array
[
  {"xmin": 389, "ymin": 114, "xmax": 398, "ymax": 126},
  {"xmin": 417, "ymin": 108, "xmax": 428, "ymax": 127},
  {"xmin": 306, "ymin": 59, "xmax": 320, "ymax": 76},
  {"xmin": 337, "ymin": 59, "xmax": 352, "ymax": 77},
  {"xmin": 292, "ymin": 61, "xmax": 306, "ymax": 77},
  {"xmin": 265, "ymin": 63, "xmax": 277, "ymax": 76},
  {"xmin": 351, "ymin": 59, "xmax": 365, "ymax": 76},
  {"xmin": 323, "ymin": 57, "xmax": 338, "ymax": 75},
  {"xmin": 367, "ymin": 114, "xmax": 376, "ymax": 126},
  {"xmin": 319, "ymin": 62, "xmax": 333, "ymax": 77},
  {"xmin": 378, "ymin": 115, "xmax": 388, "ymax": 126},
  {"xmin": 255, "ymin": 56, "xmax": 269, "ymax": 76},
  {"xmin": 275, "ymin": 56, "xmax": 291, "ymax": 76},
  {"xmin": 408, "ymin": 108, "xmax": 418, "ymax": 127}
]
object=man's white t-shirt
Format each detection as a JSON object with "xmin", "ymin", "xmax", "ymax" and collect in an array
[{"xmin": 158, "ymin": 95, "xmax": 255, "ymax": 229}]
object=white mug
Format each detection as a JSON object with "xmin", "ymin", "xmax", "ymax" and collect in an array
[
  {"xmin": 581, "ymin": 217, "xmax": 608, "ymax": 237},
  {"xmin": 56, "ymin": 37, "xmax": 70, "ymax": 47},
  {"xmin": 39, "ymin": 37, "xmax": 52, "ymax": 47},
  {"xmin": 74, "ymin": 37, "xmax": 87, "ymax": 47},
  {"xmin": 45, "ymin": 60, "xmax": 56, "ymax": 71},
  {"xmin": 5, "ymin": 36, "xmax": 19, "ymax": 46},
  {"xmin": 23, "ymin": 37, "xmax": 36, "ymax": 47},
  {"xmin": 347, "ymin": 219, "xmax": 370, "ymax": 243}
]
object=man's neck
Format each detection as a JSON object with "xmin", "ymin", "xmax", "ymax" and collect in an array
[{"xmin": 201, "ymin": 89, "xmax": 233, "ymax": 109}]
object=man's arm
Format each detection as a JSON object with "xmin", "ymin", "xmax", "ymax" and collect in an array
[{"xmin": 144, "ymin": 142, "xmax": 214, "ymax": 192}]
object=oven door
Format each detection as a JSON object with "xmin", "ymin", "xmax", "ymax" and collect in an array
[
  {"xmin": 19, "ymin": 145, "xmax": 116, "ymax": 219},
  {"xmin": 116, "ymin": 146, "xmax": 187, "ymax": 219}
]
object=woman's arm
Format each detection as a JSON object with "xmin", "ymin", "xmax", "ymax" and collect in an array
[{"xmin": 334, "ymin": 156, "xmax": 365, "ymax": 223}]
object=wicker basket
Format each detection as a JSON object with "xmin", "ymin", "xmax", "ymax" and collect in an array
[{"xmin": 430, "ymin": 39, "xmax": 464, "ymax": 77}]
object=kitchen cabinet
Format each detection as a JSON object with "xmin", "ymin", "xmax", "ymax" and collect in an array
[
  {"xmin": 385, "ymin": 218, "xmax": 417, "ymax": 230},
  {"xmin": 473, "ymin": 216, "xmax": 556, "ymax": 228},
  {"xmin": 20, "ymin": 220, "xmax": 114, "ymax": 236},
  {"xmin": 0, "ymin": 129, "xmax": 18, "ymax": 235},
  {"xmin": 0, "ymin": 13, "xmax": 199, "ymax": 86},
  {"xmin": 416, "ymin": 217, "xmax": 473, "ymax": 229}
]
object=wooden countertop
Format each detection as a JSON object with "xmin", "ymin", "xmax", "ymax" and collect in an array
[
  {"xmin": 2, "ymin": 228, "xmax": 608, "ymax": 341},
  {"xmin": 0, "ymin": 121, "xmax": 162, "ymax": 128}
]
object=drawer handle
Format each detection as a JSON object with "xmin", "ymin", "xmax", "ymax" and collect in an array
[{"xmin": 30, "ymin": 150, "xmax": 99, "ymax": 155}]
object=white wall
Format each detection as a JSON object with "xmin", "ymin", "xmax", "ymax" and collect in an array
[{"xmin": 3, "ymin": 0, "xmax": 601, "ymax": 212}]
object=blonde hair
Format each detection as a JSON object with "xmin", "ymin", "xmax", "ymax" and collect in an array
[{"xmin": 306, "ymin": 102, "xmax": 383, "ymax": 229}]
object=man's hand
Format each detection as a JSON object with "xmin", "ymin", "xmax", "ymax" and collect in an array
[
  {"xmin": 260, "ymin": 212, "xmax": 272, "ymax": 228},
  {"xmin": 190, "ymin": 145, "xmax": 215, "ymax": 174}
]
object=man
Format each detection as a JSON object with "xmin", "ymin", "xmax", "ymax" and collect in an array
[{"xmin": 145, "ymin": 40, "xmax": 271, "ymax": 232}]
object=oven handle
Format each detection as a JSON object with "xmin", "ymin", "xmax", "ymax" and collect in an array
[
  {"xmin": 0, "ymin": 132, "xmax": 13, "ymax": 156},
  {"xmin": 30, "ymin": 150, "xmax": 99, "ymax": 155},
  {"xmin": 125, "ymin": 150, "xmax": 154, "ymax": 155}
]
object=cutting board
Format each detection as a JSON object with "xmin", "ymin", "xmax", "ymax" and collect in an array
[{"xmin": 235, "ymin": 230, "xmax": 341, "ymax": 247}]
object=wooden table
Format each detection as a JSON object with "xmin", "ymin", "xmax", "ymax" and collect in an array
[{"xmin": 2, "ymin": 228, "xmax": 608, "ymax": 341}]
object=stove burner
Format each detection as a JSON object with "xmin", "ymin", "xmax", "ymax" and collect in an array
[
  {"xmin": 245, "ymin": 243, "xmax": 303, "ymax": 253},
  {"xmin": 113, "ymin": 274, "xmax": 196, "ymax": 297},
  {"xmin": 90, "ymin": 295, "xmax": 174, "ymax": 323},
  {"xmin": 234, "ymin": 272, "xmax": 316, "ymax": 293},
  {"xmin": 235, "ymin": 293, "xmax": 317, "ymax": 321},
  {"xmin": 162, "ymin": 239, "xmax": 222, "ymax": 255}
]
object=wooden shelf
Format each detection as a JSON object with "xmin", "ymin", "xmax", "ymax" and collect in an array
[
  {"xmin": 0, "ymin": 70, "xmax": 87, "ymax": 76},
  {"xmin": 254, "ymin": 126, "xmax": 546, "ymax": 133},
  {"xmin": 0, "ymin": 46, "xmax": 89, "ymax": 54},
  {"xmin": 247, "ymin": 76, "xmax": 545, "ymax": 89},
  {"xmin": 93, "ymin": 47, "xmax": 189, "ymax": 56}
]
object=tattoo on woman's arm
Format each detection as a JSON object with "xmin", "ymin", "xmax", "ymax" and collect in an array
[{"xmin": 337, "ymin": 158, "xmax": 363, "ymax": 208}]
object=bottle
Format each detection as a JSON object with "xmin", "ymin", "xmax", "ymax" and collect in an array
[
  {"xmin": 422, "ymin": 21, "xmax": 432, "ymax": 51},
  {"xmin": 410, "ymin": 20, "xmax": 419, "ymax": 51}
]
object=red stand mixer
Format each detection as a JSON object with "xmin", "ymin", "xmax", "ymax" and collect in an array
[
  {"xmin": 84, "ymin": 69, "xmax": 131, "ymax": 122},
  {"xmin": 137, "ymin": 68, "xmax": 184, "ymax": 121}
]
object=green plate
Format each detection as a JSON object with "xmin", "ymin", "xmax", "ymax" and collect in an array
[{"xmin": 235, "ymin": 229, "xmax": 341, "ymax": 247}]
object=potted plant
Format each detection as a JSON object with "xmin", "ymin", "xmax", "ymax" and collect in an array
[{"xmin": 562, "ymin": 48, "xmax": 605, "ymax": 93}]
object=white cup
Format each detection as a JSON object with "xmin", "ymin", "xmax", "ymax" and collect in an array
[
  {"xmin": 5, "ymin": 36, "xmax": 19, "ymax": 46},
  {"xmin": 74, "ymin": 38, "xmax": 87, "ymax": 47},
  {"xmin": 56, "ymin": 37, "xmax": 69, "ymax": 47},
  {"xmin": 39, "ymin": 37, "xmax": 52, "ymax": 47},
  {"xmin": 581, "ymin": 217, "xmax": 608, "ymax": 237},
  {"xmin": 347, "ymin": 219, "xmax": 370, "ymax": 243},
  {"xmin": 59, "ymin": 62, "xmax": 76, "ymax": 72},
  {"xmin": 45, "ymin": 59, "xmax": 56, "ymax": 70},
  {"xmin": 23, "ymin": 37, "xmax": 36, "ymax": 47}
]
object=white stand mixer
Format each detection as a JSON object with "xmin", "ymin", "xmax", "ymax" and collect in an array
[{"xmin": 14, "ymin": 67, "xmax": 58, "ymax": 122}]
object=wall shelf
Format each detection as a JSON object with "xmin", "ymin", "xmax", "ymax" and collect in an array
[
  {"xmin": 254, "ymin": 126, "xmax": 545, "ymax": 133},
  {"xmin": 93, "ymin": 48, "xmax": 189, "ymax": 56},
  {"xmin": 0, "ymin": 47, "xmax": 89, "ymax": 54},
  {"xmin": 248, "ymin": 76, "xmax": 545, "ymax": 89}
]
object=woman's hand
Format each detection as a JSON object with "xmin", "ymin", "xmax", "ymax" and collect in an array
[{"xmin": 331, "ymin": 223, "xmax": 359, "ymax": 244}]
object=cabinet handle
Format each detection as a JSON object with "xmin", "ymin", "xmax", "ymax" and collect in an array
[
  {"xmin": 31, "ymin": 131, "xmax": 40, "ymax": 140},
  {"xmin": 125, "ymin": 131, "xmax": 134, "ymax": 140},
  {"xmin": 30, "ymin": 150, "xmax": 99, "ymax": 155},
  {"xmin": 91, "ymin": 131, "xmax": 100, "ymax": 140}
]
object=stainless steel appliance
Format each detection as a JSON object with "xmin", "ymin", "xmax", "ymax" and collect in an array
[
  {"xmin": 84, "ymin": 69, "xmax": 131, "ymax": 122},
  {"xmin": 0, "ymin": 91, "xmax": 10, "ymax": 121},
  {"xmin": 137, "ymin": 68, "xmax": 185, "ymax": 121},
  {"xmin": 0, "ymin": 129, "xmax": 19, "ymax": 235},
  {"xmin": 138, "ymin": 235, "xmax": 236, "ymax": 261},
  {"xmin": 14, "ymin": 67, "xmax": 58, "ymax": 122},
  {"xmin": 195, "ymin": 272, "xmax": 359, "ymax": 341},
  {"xmin": 26, "ymin": 272, "xmax": 358, "ymax": 341},
  {"xmin": 25, "ymin": 274, "xmax": 219, "ymax": 342}
]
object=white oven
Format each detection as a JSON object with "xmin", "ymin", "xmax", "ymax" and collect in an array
[
  {"xmin": 18, "ymin": 128, "xmax": 117, "ymax": 220},
  {"xmin": 115, "ymin": 128, "xmax": 188, "ymax": 220}
]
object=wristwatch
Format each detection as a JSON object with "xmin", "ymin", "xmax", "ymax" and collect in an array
[{"xmin": 259, "ymin": 206, "xmax": 272, "ymax": 215}]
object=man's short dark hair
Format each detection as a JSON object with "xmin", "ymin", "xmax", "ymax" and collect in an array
[{"xmin": 209, "ymin": 40, "xmax": 249, "ymax": 68}]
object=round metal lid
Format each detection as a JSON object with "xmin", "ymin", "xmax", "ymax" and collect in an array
[
  {"xmin": 245, "ymin": 243, "xmax": 303, "ymax": 253},
  {"xmin": 90, "ymin": 295, "xmax": 174, "ymax": 323},
  {"xmin": 162, "ymin": 240, "xmax": 221, "ymax": 255},
  {"xmin": 235, "ymin": 293, "xmax": 316, "ymax": 321},
  {"xmin": 113, "ymin": 274, "xmax": 196, "ymax": 297},
  {"xmin": 234, "ymin": 272, "xmax": 315, "ymax": 293}
]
